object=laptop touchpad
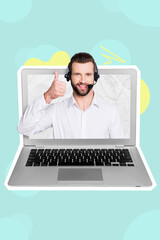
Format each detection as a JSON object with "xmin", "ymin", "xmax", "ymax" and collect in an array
[{"xmin": 58, "ymin": 168, "xmax": 103, "ymax": 181}]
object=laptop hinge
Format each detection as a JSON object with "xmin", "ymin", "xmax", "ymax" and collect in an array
[
  {"xmin": 24, "ymin": 145, "xmax": 44, "ymax": 148},
  {"xmin": 115, "ymin": 145, "xmax": 124, "ymax": 148},
  {"xmin": 24, "ymin": 145, "xmax": 35, "ymax": 147}
]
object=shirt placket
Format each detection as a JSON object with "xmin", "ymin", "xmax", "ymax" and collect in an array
[{"xmin": 81, "ymin": 110, "xmax": 86, "ymax": 138}]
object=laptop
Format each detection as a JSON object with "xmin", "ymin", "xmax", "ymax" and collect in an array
[{"xmin": 5, "ymin": 65, "xmax": 156, "ymax": 190}]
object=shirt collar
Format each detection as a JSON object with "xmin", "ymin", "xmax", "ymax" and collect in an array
[{"xmin": 68, "ymin": 91, "xmax": 99, "ymax": 108}]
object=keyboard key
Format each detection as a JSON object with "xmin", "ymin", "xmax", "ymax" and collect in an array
[
  {"xmin": 41, "ymin": 162, "xmax": 48, "ymax": 166},
  {"xmin": 120, "ymin": 162, "xmax": 126, "ymax": 166},
  {"xmin": 33, "ymin": 162, "xmax": 40, "ymax": 166},
  {"xmin": 26, "ymin": 162, "xmax": 32, "ymax": 166},
  {"xmin": 105, "ymin": 162, "xmax": 111, "ymax": 166}
]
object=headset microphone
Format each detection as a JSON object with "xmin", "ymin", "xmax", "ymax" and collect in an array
[{"xmin": 87, "ymin": 82, "xmax": 97, "ymax": 90}]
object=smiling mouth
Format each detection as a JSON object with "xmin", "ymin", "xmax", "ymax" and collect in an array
[{"xmin": 77, "ymin": 84, "xmax": 88, "ymax": 89}]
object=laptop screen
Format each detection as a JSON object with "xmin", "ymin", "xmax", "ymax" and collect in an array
[{"xmin": 25, "ymin": 72, "xmax": 131, "ymax": 139}]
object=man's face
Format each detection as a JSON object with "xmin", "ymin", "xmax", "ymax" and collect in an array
[{"xmin": 70, "ymin": 62, "xmax": 94, "ymax": 96}]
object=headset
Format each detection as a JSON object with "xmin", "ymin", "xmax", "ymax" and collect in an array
[{"xmin": 64, "ymin": 61, "xmax": 100, "ymax": 85}]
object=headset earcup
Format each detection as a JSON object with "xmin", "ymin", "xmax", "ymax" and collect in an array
[
  {"xmin": 67, "ymin": 72, "xmax": 71, "ymax": 81},
  {"xmin": 94, "ymin": 72, "xmax": 100, "ymax": 82},
  {"xmin": 64, "ymin": 72, "xmax": 70, "ymax": 82}
]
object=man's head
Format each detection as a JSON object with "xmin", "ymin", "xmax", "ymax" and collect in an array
[{"xmin": 66, "ymin": 52, "xmax": 98, "ymax": 96}]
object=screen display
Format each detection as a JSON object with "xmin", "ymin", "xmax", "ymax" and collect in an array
[{"xmin": 26, "ymin": 74, "xmax": 131, "ymax": 139}]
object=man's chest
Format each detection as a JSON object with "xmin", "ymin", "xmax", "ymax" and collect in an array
[{"xmin": 53, "ymin": 106, "xmax": 111, "ymax": 138}]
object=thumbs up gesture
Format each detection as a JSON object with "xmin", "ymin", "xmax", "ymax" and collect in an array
[{"xmin": 44, "ymin": 70, "xmax": 66, "ymax": 104}]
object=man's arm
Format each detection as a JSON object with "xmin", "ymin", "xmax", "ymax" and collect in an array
[
  {"xmin": 17, "ymin": 94, "xmax": 54, "ymax": 136},
  {"xmin": 17, "ymin": 70, "xmax": 66, "ymax": 136}
]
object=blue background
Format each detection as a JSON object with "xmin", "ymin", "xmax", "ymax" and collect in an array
[{"xmin": 0, "ymin": 0, "xmax": 160, "ymax": 239}]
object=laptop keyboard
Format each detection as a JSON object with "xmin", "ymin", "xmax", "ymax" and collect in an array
[{"xmin": 26, "ymin": 148, "xmax": 134, "ymax": 167}]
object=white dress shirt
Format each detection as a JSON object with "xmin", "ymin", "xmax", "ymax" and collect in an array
[{"xmin": 17, "ymin": 92, "xmax": 124, "ymax": 138}]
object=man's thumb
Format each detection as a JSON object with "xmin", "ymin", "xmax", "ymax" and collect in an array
[{"xmin": 54, "ymin": 70, "xmax": 59, "ymax": 81}]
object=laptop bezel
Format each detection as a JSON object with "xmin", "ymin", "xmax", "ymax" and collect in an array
[{"xmin": 18, "ymin": 65, "xmax": 139, "ymax": 146}]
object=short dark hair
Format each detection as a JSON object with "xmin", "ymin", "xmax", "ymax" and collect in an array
[{"xmin": 68, "ymin": 52, "xmax": 96, "ymax": 74}]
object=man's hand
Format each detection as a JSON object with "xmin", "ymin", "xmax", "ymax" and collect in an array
[{"xmin": 44, "ymin": 70, "xmax": 66, "ymax": 104}]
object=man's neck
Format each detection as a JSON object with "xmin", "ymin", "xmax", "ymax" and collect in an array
[{"xmin": 73, "ymin": 90, "xmax": 94, "ymax": 111}]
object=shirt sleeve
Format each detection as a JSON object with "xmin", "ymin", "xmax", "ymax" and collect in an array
[
  {"xmin": 17, "ymin": 94, "xmax": 54, "ymax": 136},
  {"xmin": 109, "ymin": 105, "xmax": 124, "ymax": 138}
]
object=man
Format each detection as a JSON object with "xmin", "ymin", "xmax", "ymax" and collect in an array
[{"xmin": 17, "ymin": 52, "xmax": 124, "ymax": 138}]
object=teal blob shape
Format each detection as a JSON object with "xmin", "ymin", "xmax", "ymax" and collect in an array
[
  {"xmin": 102, "ymin": 0, "xmax": 120, "ymax": 12},
  {"xmin": 117, "ymin": 0, "xmax": 160, "ymax": 27},
  {"xmin": 90, "ymin": 39, "xmax": 131, "ymax": 65},
  {"xmin": 14, "ymin": 47, "xmax": 32, "ymax": 69},
  {"xmin": 14, "ymin": 45, "xmax": 60, "ymax": 69},
  {"xmin": 0, "ymin": 213, "xmax": 32, "ymax": 240},
  {"xmin": 28, "ymin": 45, "xmax": 60, "ymax": 62},
  {"xmin": 0, "ymin": 0, "xmax": 32, "ymax": 23},
  {"xmin": 123, "ymin": 210, "xmax": 160, "ymax": 240}
]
